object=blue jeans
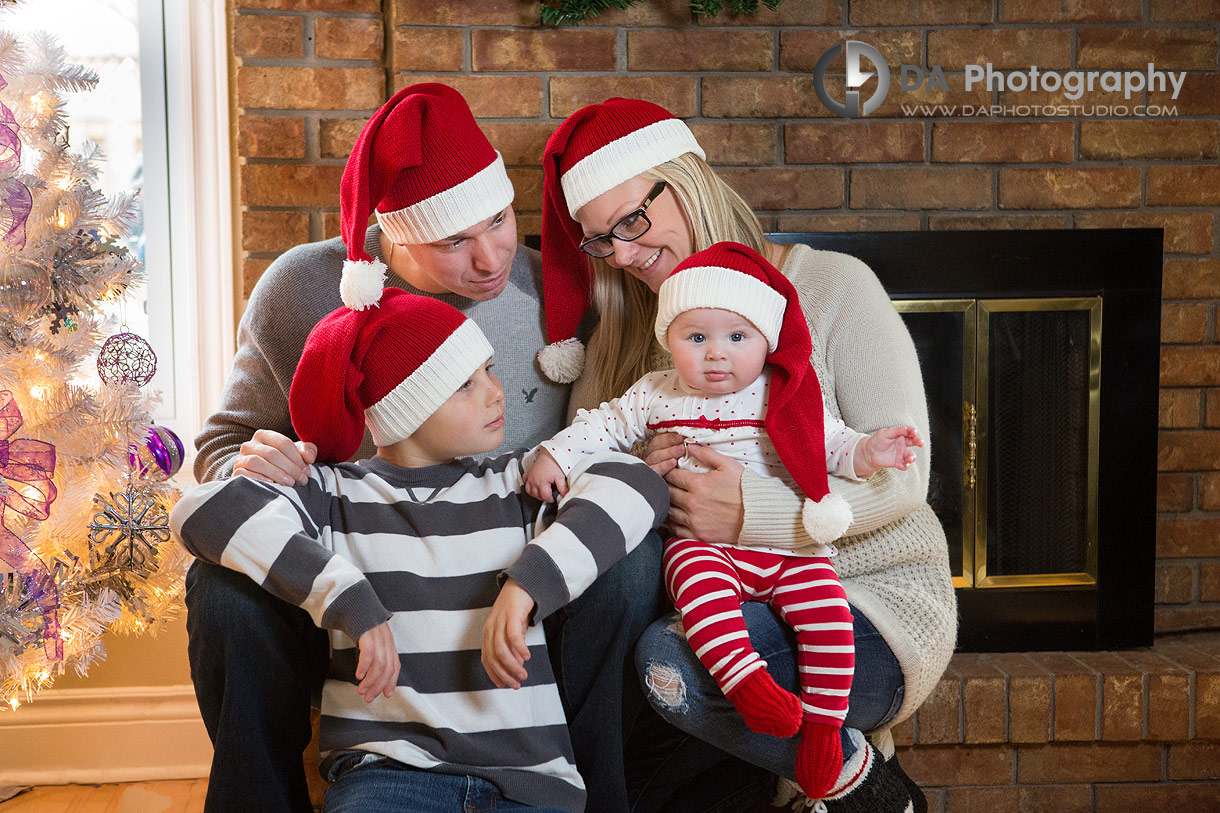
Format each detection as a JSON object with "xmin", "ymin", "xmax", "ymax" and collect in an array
[
  {"xmin": 626, "ymin": 602, "xmax": 904, "ymax": 812},
  {"xmin": 185, "ymin": 533, "xmax": 666, "ymax": 813},
  {"xmin": 543, "ymin": 531, "xmax": 668, "ymax": 813},
  {"xmin": 185, "ymin": 559, "xmax": 330, "ymax": 813},
  {"xmin": 323, "ymin": 757, "xmax": 569, "ymax": 813}
]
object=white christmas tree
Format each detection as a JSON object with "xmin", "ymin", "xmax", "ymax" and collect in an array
[{"xmin": 0, "ymin": 18, "xmax": 187, "ymax": 708}]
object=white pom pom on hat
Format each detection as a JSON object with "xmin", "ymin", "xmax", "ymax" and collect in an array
[
  {"xmin": 802, "ymin": 492, "xmax": 853, "ymax": 546},
  {"xmin": 536, "ymin": 337, "xmax": 586, "ymax": 384},
  {"xmin": 340, "ymin": 258, "xmax": 389, "ymax": 311}
]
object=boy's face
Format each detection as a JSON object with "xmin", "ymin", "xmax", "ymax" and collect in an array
[
  {"xmin": 410, "ymin": 360, "xmax": 505, "ymax": 460},
  {"xmin": 666, "ymin": 308, "xmax": 769, "ymax": 396},
  {"xmin": 395, "ymin": 208, "xmax": 519, "ymax": 302}
]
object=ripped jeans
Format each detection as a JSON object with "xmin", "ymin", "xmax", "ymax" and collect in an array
[{"xmin": 626, "ymin": 602, "xmax": 904, "ymax": 812}]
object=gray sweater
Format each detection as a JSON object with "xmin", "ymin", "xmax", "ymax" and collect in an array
[{"xmin": 195, "ymin": 226, "xmax": 570, "ymax": 482}]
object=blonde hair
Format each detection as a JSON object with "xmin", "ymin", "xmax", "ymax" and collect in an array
[{"xmin": 583, "ymin": 152, "xmax": 768, "ymax": 404}]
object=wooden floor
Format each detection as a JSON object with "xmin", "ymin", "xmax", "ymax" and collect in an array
[{"xmin": 0, "ymin": 780, "xmax": 207, "ymax": 813}]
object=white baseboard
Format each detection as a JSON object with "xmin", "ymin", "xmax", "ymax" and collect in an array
[{"xmin": 0, "ymin": 685, "xmax": 212, "ymax": 785}]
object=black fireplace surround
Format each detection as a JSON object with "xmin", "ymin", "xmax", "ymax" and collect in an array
[{"xmin": 771, "ymin": 229, "xmax": 1162, "ymax": 652}]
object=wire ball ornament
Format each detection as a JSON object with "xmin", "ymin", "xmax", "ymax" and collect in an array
[{"xmin": 97, "ymin": 330, "xmax": 157, "ymax": 387}]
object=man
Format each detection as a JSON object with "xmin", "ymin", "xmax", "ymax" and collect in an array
[{"xmin": 188, "ymin": 83, "xmax": 664, "ymax": 813}]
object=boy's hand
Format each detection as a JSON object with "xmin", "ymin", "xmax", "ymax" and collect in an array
[
  {"xmin": 481, "ymin": 578, "xmax": 534, "ymax": 690},
  {"xmin": 524, "ymin": 448, "xmax": 568, "ymax": 503},
  {"xmin": 355, "ymin": 620, "xmax": 399, "ymax": 703},
  {"xmin": 233, "ymin": 428, "xmax": 317, "ymax": 487},
  {"xmin": 855, "ymin": 426, "xmax": 923, "ymax": 479}
]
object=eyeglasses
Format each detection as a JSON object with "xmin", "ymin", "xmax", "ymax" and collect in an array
[{"xmin": 577, "ymin": 181, "xmax": 667, "ymax": 259}]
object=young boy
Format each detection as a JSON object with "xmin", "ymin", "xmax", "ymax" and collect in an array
[
  {"xmin": 524, "ymin": 242, "xmax": 922, "ymax": 801},
  {"xmin": 171, "ymin": 286, "xmax": 668, "ymax": 813}
]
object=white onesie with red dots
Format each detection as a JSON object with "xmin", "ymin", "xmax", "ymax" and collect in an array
[{"xmin": 540, "ymin": 368, "xmax": 866, "ymax": 557}]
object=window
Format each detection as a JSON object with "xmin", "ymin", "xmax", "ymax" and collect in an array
[{"xmin": 9, "ymin": 0, "xmax": 235, "ymax": 478}]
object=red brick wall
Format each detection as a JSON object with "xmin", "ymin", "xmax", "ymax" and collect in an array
[
  {"xmin": 893, "ymin": 638, "xmax": 1220, "ymax": 810},
  {"xmin": 230, "ymin": 1, "xmax": 1220, "ymax": 636}
]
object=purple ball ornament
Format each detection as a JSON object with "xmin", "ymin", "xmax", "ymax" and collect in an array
[
  {"xmin": 97, "ymin": 331, "xmax": 157, "ymax": 387},
  {"xmin": 129, "ymin": 425, "xmax": 184, "ymax": 478}
]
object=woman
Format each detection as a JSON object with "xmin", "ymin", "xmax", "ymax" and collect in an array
[{"xmin": 536, "ymin": 98, "xmax": 956, "ymax": 812}]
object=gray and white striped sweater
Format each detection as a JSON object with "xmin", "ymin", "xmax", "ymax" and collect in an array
[{"xmin": 171, "ymin": 449, "xmax": 668, "ymax": 812}]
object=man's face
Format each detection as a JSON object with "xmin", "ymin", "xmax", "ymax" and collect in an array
[{"xmin": 397, "ymin": 207, "xmax": 519, "ymax": 301}]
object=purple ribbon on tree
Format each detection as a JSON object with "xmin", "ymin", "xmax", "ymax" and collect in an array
[
  {"xmin": 0, "ymin": 70, "xmax": 30, "ymax": 250},
  {"xmin": 0, "ymin": 390, "xmax": 63, "ymax": 661},
  {"xmin": 0, "ymin": 177, "xmax": 32, "ymax": 250},
  {"xmin": 0, "ymin": 101, "xmax": 20, "ymax": 173}
]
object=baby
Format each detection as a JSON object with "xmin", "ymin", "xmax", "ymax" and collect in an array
[{"xmin": 524, "ymin": 241, "xmax": 922, "ymax": 799}]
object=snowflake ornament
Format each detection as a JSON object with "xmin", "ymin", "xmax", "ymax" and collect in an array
[{"xmin": 88, "ymin": 485, "xmax": 171, "ymax": 579}]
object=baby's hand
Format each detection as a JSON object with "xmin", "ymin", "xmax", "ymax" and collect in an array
[
  {"xmin": 355, "ymin": 620, "xmax": 399, "ymax": 703},
  {"xmin": 856, "ymin": 426, "xmax": 923, "ymax": 478},
  {"xmin": 524, "ymin": 448, "xmax": 568, "ymax": 503},
  {"xmin": 481, "ymin": 578, "xmax": 534, "ymax": 690}
]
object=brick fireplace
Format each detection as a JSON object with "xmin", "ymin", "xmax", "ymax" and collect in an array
[{"xmin": 229, "ymin": 1, "xmax": 1220, "ymax": 807}]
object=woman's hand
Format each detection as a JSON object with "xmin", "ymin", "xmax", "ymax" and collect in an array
[
  {"xmin": 524, "ymin": 449, "xmax": 568, "ymax": 503},
  {"xmin": 642, "ymin": 432, "xmax": 685, "ymax": 477},
  {"xmin": 481, "ymin": 578, "xmax": 535, "ymax": 690},
  {"xmin": 232, "ymin": 428, "xmax": 316, "ymax": 487},
  {"xmin": 664, "ymin": 444, "xmax": 745, "ymax": 543},
  {"xmin": 355, "ymin": 621, "xmax": 399, "ymax": 703}
]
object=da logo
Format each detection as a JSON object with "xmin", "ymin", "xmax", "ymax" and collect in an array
[{"xmin": 813, "ymin": 40, "xmax": 890, "ymax": 118}]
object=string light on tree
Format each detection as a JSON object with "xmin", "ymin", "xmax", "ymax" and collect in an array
[{"xmin": 0, "ymin": 9, "xmax": 186, "ymax": 709}]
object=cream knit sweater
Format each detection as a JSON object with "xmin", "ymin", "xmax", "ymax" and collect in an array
[{"xmin": 568, "ymin": 245, "xmax": 957, "ymax": 724}]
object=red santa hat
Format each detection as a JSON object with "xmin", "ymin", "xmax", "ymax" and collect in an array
[
  {"xmin": 289, "ymin": 287, "xmax": 494, "ymax": 463},
  {"xmin": 656, "ymin": 242, "xmax": 853, "ymax": 545},
  {"xmin": 338, "ymin": 82, "xmax": 515, "ymax": 311},
  {"xmin": 538, "ymin": 97, "xmax": 705, "ymax": 383}
]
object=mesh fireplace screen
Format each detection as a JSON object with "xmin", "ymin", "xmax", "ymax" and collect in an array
[
  {"xmin": 985, "ymin": 306, "xmax": 1092, "ymax": 578},
  {"xmin": 896, "ymin": 307, "xmax": 965, "ymax": 580}
]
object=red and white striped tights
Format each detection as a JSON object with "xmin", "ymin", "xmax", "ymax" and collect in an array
[{"xmin": 663, "ymin": 537, "xmax": 855, "ymax": 799}]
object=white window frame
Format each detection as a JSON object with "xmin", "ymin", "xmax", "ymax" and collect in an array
[{"xmin": 139, "ymin": 0, "xmax": 234, "ymax": 484}]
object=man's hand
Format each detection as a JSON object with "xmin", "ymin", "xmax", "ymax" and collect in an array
[
  {"xmin": 664, "ymin": 443, "xmax": 745, "ymax": 543},
  {"xmin": 854, "ymin": 426, "xmax": 923, "ymax": 479},
  {"xmin": 481, "ymin": 578, "xmax": 535, "ymax": 690},
  {"xmin": 232, "ymin": 428, "xmax": 317, "ymax": 487},
  {"xmin": 524, "ymin": 448, "xmax": 568, "ymax": 504},
  {"xmin": 355, "ymin": 621, "xmax": 399, "ymax": 703}
]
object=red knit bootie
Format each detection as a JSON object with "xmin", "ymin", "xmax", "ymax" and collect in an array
[
  {"xmin": 725, "ymin": 669, "xmax": 802, "ymax": 738},
  {"xmin": 796, "ymin": 720, "xmax": 845, "ymax": 800}
]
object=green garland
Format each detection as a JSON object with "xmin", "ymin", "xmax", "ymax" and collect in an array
[{"xmin": 541, "ymin": 0, "xmax": 783, "ymax": 26}]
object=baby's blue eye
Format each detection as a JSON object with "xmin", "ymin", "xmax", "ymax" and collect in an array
[
  {"xmin": 730, "ymin": 333, "xmax": 745, "ymax": 342},
  {"xmin": 690, "ymin": 334, "xmax": 705, "ymax": 343}
]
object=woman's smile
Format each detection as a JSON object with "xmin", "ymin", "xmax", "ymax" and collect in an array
[{"xmin": 638, "ymin": 249, "xmax": 661, "ymax": 272}]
